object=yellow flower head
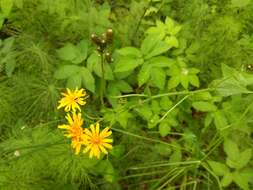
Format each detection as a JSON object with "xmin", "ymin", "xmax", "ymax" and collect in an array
[
  {"xmin": 83, "ymin": 123, "xmax": 113, "ymax": 159},
  {"xmin": 58, "ymin": 112, "xmax": 86, "ymax": 154},
  {"xmin": 57, "ymin": 88, "xmax": 86, "ymax": 112}
]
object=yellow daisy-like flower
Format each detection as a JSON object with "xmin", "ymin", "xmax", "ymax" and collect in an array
[
  {"xmin": 58, "ymin": 112, "xmax": 86, "ymax": 154},
  {"xmin": 83, "ymin": 123, "xmax": 113, "ymax": 159},
  {"xmin": 57, "ymin": 88, "xmax": 86, "ymax": 112}
]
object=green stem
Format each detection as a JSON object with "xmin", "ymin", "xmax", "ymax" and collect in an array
[{"xmin": 100, "ymin": 53, "xmax": 105, "ymax": 107}]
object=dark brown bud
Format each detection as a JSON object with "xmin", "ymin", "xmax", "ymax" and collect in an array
[
  {"xmin": 100, "ymin": 39, "xmax": 107, "ymax": 49},
  {"xmin": 91, "ymin": 34, "xmax": 102, "ymax": 46},
  {"xmin": 106, "ymin": 28, "xmax": 113, "ymax": 42},
  {"xmin": 96, "ymin": 46, "xmax": 103, "ymax": 53},
  {"xmin": 101, "ymin": 33, "xmax": 107, "ymax": 40},
  {"xmin": 105, "ymin": 52, "xmax": 112, "ymax": 63}
]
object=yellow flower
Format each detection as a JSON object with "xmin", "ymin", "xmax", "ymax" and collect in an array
[
  {"xmin": 57, "ymin": 88, "xmax": 86, "ymax": 112},
  {"xmin": 83, "ymin": 123, "xmax": 113, "ymax": 159},
  {"xmin": 58, "ymin": 112, "xmax": 86, "ymax": 154}
]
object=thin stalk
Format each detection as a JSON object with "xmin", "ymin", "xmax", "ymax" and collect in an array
[{"xmin": 100, "ymin": 53, "xmax": 105, "ymax": 107}]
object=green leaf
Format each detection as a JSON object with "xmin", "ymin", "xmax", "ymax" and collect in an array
[
  {"xmin": 57, "ymin": 43, "xmax": 78, "ymax": 61},
  {"xmin": 165, "ymin": 36, "xmax": 179, "ymax": 48},
  {"xmin": 221, "ymin": 172, "xmax": 233, "ymax": 187},
  {"xmin": 168, "ymin": 76, "xmax": 180, "ymax": 89},
  {"xmin": 117, "ymin": 47, "xmax": 142, "ymax": 58},
  {"xmin": 114, "ymin": 57, "xmax": 143, "ymax": 73},
  {"xmin": 95, "ymin": 160, "xmax": 115, "ymax": 183},
  {"xmin": 80, "ymin": 68, "xmax": 95, "ymax": 92},
  {"xmin": 1, "ymin": 0, "xmax": 13, "ymax": 16},
  {"xmin": 159, "ymin": 122, "xmax": 171, "ymax": 137},
  {"xmin": 189, "ymin": 75, "xmax": 200, "ymax": 87},
  {"xmin": 138, "ymin": 64, "xmax": 151, "ymax": 86},
  {"xmin": 148, "ymin": 56, "xmax": 174, "ymax": 68},
  {"xmin": 214, "ymin": 110, "xmax": 228, "ymax": 130},
  {"xmin": 208, "ymin": 161, "xmax": 229, "ymax": 176},
  {"xmin": 110, "ymin": 145, "xmax": 125, "ymax": 158},
  {"xmin": 141, "ymin": 35, "xmax": 170, "ymax": 59},
  {"xmin": 14, "ymin": 0, "xmax": 23, "ymax": 9},
  {"xmin": 5, "ymin": 59, "xmax": 15, "ymax": 77},
  {"xmin": 54, "ymin": 65, "xmax": 80, "ymax": 79},
  {"xmin": 233, "ymin": 172, "xmax": 250, "ymax": 190},
  {"xmin": 67, "ymin": 74, "xmax": 82, "ymax": 89},
  {"xmin": 180, "ymin": 74, "xmax": 189, "ymax": 89},
  {"xmin": 192, "ymin": 101, "xmax": 217, "ymax": 112},
  {"xmin": 237, "ymin": 149, "xmax": 252, "ymax": 169},
  {"xmin": 224, "ymin": 139, "xmax": 240, "ymax": 161},
  {"xmin": 154, "ymin": 144, "xmax": 171, "ymax": 156},
  {"xmin": 160, "ymin": 96, "xmax": 172, "ymax": 110},
  {"xmin": 116, "ymin": 80, "xmax": 133, "ymax": 93},
  {"xmin": 151, "ymin": 67, "xmax": 166, "ymax": 90}
]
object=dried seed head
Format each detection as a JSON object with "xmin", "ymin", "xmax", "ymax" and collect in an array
[
  {"xmin": 105, "ymin": 52, "xmax": 112, "ymax": 63},
  {"xmin": 91, "ymin": 33, "xmax": 102, "ymax": 46},
  {"xmin": 100, "ymin": 39, "xmax": 107, "ymax": 49},
  {"xmin": 96, "ymin": 46, "xmax": 103, "ymax": 53},
  {"xmin": 106, "ymin": 28, "xmax": 113, "ymax": 42}
]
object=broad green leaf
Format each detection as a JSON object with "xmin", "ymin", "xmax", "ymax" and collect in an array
[
  {"xmin": 151, "ymin": 100, "xmax": 160, "ymax": 113},
  {"xmin": 116, "ymin": 111, "xmax": 132, "ymax": 128},
  {"xmin": 165, "ymin": 36, "xmax": 179, "ymax": 48},
  {"xmin": 148, "ymin": 114, "xmax": 160, "ymax": 128},
  {"xmin": 168, "ymin": 76, "xmax": 180, "ymax": 89},
  {"xmin": 67, "ymin": 74, "xmax": 82, "ymax": 89},
  {"xmin": 160, "ymin": 96, "xmax": 172, "ymax": 110},
  {"xmin": 80, "ymin": 67, "xmax": 95, "ymax": 92},
  {"xmin": 116, "ymin": 80, "xmax": 133, "ymax": 93},
  {"xmin": 57, "ymin": 43, "xmax": 77, "ymax": 61},
  {"xmin": 54, "ymin": 65, "xmax": 80, "ymax": 79},
  {"xmin": 159, "ymin": 122, "xmax": 171, "ymax": 137},
  {"xmin": 192, "ymin": 101, "xmax": 217, "ymax": 112},
  {"xmin": 95, "ymin": 160, "xmax": 115, "ymax": 182},
  {"xmin": 151, "ymin": 67, "xmax": 166, "ymax": 90},
  {"xmin": 208, "ymin": 161, "xmax": 229, "ymax": 176},
  {"xmin": 141, "ymin": 35, "xmax": 170, "ymax": 59},
  {"xmin": 138, "ymin": 64, "xmax": 151, "ymax": 86},
  {"xmin": 1, "ymin": 0, "xmax": 13, "ymax": 16},
  {"xmin": 233, "ymin": 172, "xmax": 250, "ymax": 190},
  {"xmin": 221, "ymin": 172, "xmax": 233, "ymax": 187},
  {"xmin": 189, "ymin": 75, "xmax": 200, "ymax": 87},
  {"xmin": 149, "ymin": 56, "xmax": 174, "ymax": 68},
  {"xmin": 117, "ymin": 47, "xmax": 142, "ymax": 58},
  {"xmin": 214, "ymin": 110, "xmax": 228, "ymax": 130},
  {"xmin": 114, "ymin": 57, "xmax": 143, "ymax": 73},
  {"xmin": 224, "ymin": 139, "xmax": 240, "ymax": 161},
  {"xmin": 180, "ymin": 74, "xmax": 189, "ymax": 89},
  {"xmin": 5, "ymin": 59, "xmax": 15, "ymax": 77},
  {"xmin": 237, "ymin": 149, "xmax": 252, "ymax": 169},
  {"xmin": 2, "ymin": 37, "xmax": 14, "ymax": 53}
]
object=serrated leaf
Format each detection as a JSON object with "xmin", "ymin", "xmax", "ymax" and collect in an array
[
  {"xmin": 208, "ymin": 161, "xmax": 229, "ymax": 176},
  {"xmin": 192, "ymin": 101, "xmax": 217, "ymax": 112},
  {"xmin": 54, "ymin": 65, "xmax": 79, "ymax": 79},
  {"xmin": 80, "ymin": 67, "xmax": 95, "ymax": 92}
]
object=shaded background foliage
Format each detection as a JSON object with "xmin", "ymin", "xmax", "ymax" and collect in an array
[{"xmin": 0, "ymin": 0, "xmax": 252, "ymax": 190}]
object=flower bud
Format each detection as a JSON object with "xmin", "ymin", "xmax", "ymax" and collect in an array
[
  {"xmin": 91, "ymin": 33, "xmax": 102, "ymax": 46},
  {"xmin": 106, "ymin": 28, "xmax": 113, "ymax": 42}
]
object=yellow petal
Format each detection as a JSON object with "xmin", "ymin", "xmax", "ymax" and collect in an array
[
  {"xmin": 99, "ymin": 145, "xmax": 108, "ymax": 154},
  {"xmin": 90, "ymin": 124, "xmax": 96, "ymax": 135},
  {"xmin": 102, "ymin": 138, "xmax": 113, "ymax": 143},
  {"xmin": 102, "ymin": 143, "xmax": 112, "ymax": 149},
  {"xmin": 84, "ymin": 128, "xmax": 93, "ymax": 137},
  {"xmin": 95, "ymin": 123, "xmax": 100, "ymax": 135}
]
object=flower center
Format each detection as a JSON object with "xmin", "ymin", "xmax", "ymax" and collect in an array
[{"xmin": 92, "ymin": 135, "xmax": 101, "ymax": 145}]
